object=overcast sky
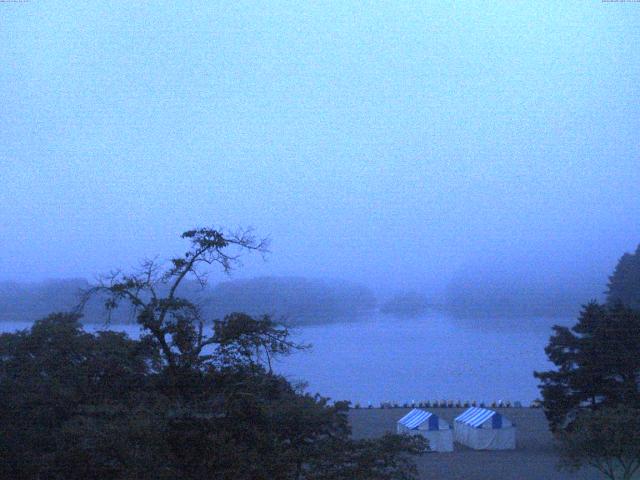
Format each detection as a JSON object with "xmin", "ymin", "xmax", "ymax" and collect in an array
[{"xmin": 1, "ymin": 1, "xmax": 638, "ymax": 296}]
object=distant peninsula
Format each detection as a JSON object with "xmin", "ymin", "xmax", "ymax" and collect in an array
[
  {"xmin": 0, "ymin": 276, "xmax": 377, "ymax": 326},
  {"xmin": 380, "ymin": 292, "xmax": 430, "ymax": 318}
]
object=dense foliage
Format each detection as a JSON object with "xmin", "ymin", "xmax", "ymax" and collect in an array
[
  {"xmin": 557, "ymin": 406, "xmax": 640, "ymax": 480},
  {"xmin": 534, "ymin": 302, "xmax": 640, "ymax": 431},
  {"xmin": 0, "ymin": 314, "xmax": 425, "ymax": 480},
  {"xmin": 0, "ymin": 312, "xmax": 425, "ymax": 479},
  {"xmin": 0, "ymin": 313, "xmax": 160, "ymax": 478},
  {"xmin": 0, "ymin": 227, "xmax": 425, "ymax": 479},
  {"xmin": 606, "ymin": 244, "xmax": 640, "ymax": 310}
]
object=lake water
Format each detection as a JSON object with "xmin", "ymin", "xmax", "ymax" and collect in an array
[{"xmin": 0, "ymin": 314, "xmax": 569, "ymax": 406}]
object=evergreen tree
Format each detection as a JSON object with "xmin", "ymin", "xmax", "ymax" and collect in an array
[
  {"xmin": 606, "ymin": 244, "xmax": 640, "ymax": 310},
  {"xmin": 534, "ymin": 302, "xmax": 640, "ymax": 431}
]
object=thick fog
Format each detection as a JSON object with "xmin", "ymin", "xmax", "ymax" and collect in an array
[{"xmin": 1, "ymin": 2, "xmax": 639, "ymax": 310}]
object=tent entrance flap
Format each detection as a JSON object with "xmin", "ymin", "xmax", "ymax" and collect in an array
[{"xmin": 492, "ymin": 413, "xmax": 502, "ymax": 429}]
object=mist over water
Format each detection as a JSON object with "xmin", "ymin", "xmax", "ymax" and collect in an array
[{"xmin": 1, "ymin": 2, "xmax": 638, "ymax": 310}]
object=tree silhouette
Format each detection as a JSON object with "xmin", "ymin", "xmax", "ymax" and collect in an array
[{"xmin": 606, "ymin": 244, "xmax": 640, "ymax": 310}]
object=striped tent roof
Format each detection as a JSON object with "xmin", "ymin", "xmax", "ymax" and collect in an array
[
  {"xmin": 397, "ymin": 409, "xmax": 436, "ymax": 429},
  {"xmin": 454, "ymin": 407, "xmax": 500, "ymax": 428}
]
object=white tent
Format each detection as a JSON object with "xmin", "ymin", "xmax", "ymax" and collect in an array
[
  {"xmin": 453, "ymin": 407, "xmax": 516, "ymax": 450},
  {"xmin": 397, "ymin": 409, "xmax": 454, "ymax": 452}
]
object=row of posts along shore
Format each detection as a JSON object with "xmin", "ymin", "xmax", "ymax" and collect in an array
[{"xmin": 351, "ymin": 399, "xmax": 543, "ymax": 409}]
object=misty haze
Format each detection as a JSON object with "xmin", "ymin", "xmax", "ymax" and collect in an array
[{"xmin": 1, "ymin": 3, "xmax": 639, "ymax": 480}]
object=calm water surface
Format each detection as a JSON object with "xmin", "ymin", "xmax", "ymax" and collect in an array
[{"xmin": 1, "ymin": 314, "xmax": 568, "ymax": 405}]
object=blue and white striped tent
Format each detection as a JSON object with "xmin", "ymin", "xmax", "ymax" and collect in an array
[
  {"xmin": 453, "ymin": 407, "xmax": 516, "ymax": 450},
  {"xmin": 398, "ymin": 409, "xmax": 439, "ymax": 431},
  {"xmin": 455, "ymin": 407, "xmax": 506, "ymax": 429},
  {"xmin": 397, "ymin": 409, "xmax": 453, "ymax": 452}
]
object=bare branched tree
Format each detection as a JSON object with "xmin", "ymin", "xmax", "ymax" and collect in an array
[{"xmin": 78, "ymin": 227, "xmax": 269, "ymax": 371}]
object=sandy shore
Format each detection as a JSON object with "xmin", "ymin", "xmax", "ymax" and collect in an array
[{"xmin": 348, "ymin": 407, "xmax": 604, "ymax": 480}]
